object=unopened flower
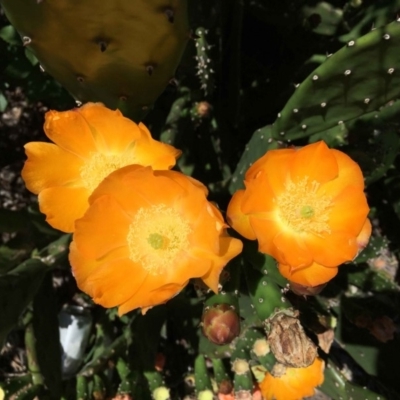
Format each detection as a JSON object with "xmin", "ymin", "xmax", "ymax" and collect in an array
[
  {"xmin": 69, "ymin": 166, "xmax": 243, "ymax": 314},
  {"xmin": 22, "ymin": 102, "xmax": 180, "ymax": 232},
  {"xmin": 260, "ymin": 358, "xmax": 324, "ymax": 400},
  {"xmin": 201, "ymin": 304, "xmax": 240, "ymax": 345},
  {"xmin": 227, "ymin": 141, "xmax": 370, "ymax": 287}
]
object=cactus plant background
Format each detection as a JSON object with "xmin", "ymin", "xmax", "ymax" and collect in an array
[{"xmin": 1, "ymin": 1, "xmax": 400, "ymax": 399}]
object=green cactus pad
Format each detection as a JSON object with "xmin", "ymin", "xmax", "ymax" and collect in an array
[
  {"xmin": 272, "ymin": 19, "xmax": 400, "ymax": 140},
  {"xmin": 0, "ymin": 0, "xmax": 189, "ymax": 121}
]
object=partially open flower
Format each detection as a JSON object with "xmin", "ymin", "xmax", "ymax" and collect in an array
[
  {"xmin": 260, "ymin": 358, "xmax": 325, "ymax": 400},
  {"xmin": 227, "ymin": 141, "xmax": 370, "ymax": 286},
  {"xmin": 69, "ymin": 165, "xmax": 243, "ymax": 314},
  {"xmin": 22, "ymin": 102, "xmax": 180, "ymax": 232}
]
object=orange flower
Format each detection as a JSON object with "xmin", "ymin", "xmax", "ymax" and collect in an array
[
  {"xmin": 227, "ymin": 141, "xmax": 370, "ymax": 285},
  {"xmin": 69, "ymin": 165, "xmax": 243, "ymax": 314},
  {"xmin": 21, "ymin": 103, "xmax": 180, "ymax": 233},
  {"xmin": 260, "ymin": 358, "xmax": 324, "ymax": 400}
]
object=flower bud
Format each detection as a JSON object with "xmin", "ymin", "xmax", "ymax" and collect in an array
[
  {"xmin": 202, "ymin": 304, "xmax": 240, "ymax": 345},
  {"xmin": 267, "ymin": 311, "xmax": 317, "ymax": 368}
]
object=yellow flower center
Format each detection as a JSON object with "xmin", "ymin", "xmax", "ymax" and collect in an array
[
  {"xmin": 127, "ymin": 204, "xmax": 192, "ymax": 275},
  {"xmin": 80, "ymin": 152, "xmax": 136, "ymax": 191},
  {"xmin": 276, "ymin": 177, "xmax": 332, "ymax": 234}
]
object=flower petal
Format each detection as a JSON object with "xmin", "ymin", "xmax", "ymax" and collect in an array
[
  {"xmin": 227, "ymin": 190, "xmax": 257, "ymax": 240},
  {"xmin": 290, "ymin": 141, "xmax": 338, "ymax": 185},
  {"xmin": 320, "ymin": 149, "xmax": 365, "ymax": 198},
  {"xmin": 118, "ymin": 279, "xmax": 187, "ymax": 315},
  {"xmin": 247, "ymin": 148, "xmax": 295, "ymax": 196},
  {"xmin": 22, "ymin": 142, "xmax": 82, "ymax": 194},
  {"xmin": 249, "ymin": 217, "xmax": 282, "ymax": 260},
  {"xmin": 85, "ymin": 258, "xmax": 148, "ymax": 308},
  {"xmin": 242, "ymin": 171, "xmax": 276, "ymax": 215},
  {"xmin": 44, "ymin": 107, "xmax": 97, "ymax": 158},
  {"xmin": 38, "ymin": 186, "xmax": 90, "ymax": 232},
  {"xmin": 74, "ymin": 195, "xmax": 131, "ymax": 259},
  {"xmin": 279, "ymin": 262, "xmax": 338, "ymax": 287},
  {"xmin": 356, "ymin": 218, "xmax": 372, "ymax": 251},
  {"xmin": 260, "ymin": 358, "xmax": 324, "ymax": 400},
  {"xmin": 273, "ymin": 231, "xmax": 313, "ymax": 268},
  {"xmin": 76, "ymin": 103, "xmax": 143, "ymax": 153},
  {"xmin": 70, "ymin": 243, "xmax": 130, "ymax": 297},
  {"xmin": 328, "ymin": 186, "xmax": 369, "ymax": 236},
  {"xmin": 306, "ymin": 231, "xmax": 358, "ymax": 267},
  {"xmin": 133, "ymin": 132, "xmax": 181, "ymax": 170},
  {"xmin": 200, "ymin": 236, "xmax": 243, "ymax": 292}
]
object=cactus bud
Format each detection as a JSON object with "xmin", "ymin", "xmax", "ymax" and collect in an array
[
  {"xmin": 202, "ymin": 304, "xmax": 240, "ymax": 345},
  {"xmin": 198, "ymin": 389, "xmax": 214, "ymax": 400},
  {"xmin": 153, "ymin": 386, "xmax": 170, "ymax": 400},
  {"xmin": 267, "ymin": 310, "xmax": 317, "ymax": 368}
]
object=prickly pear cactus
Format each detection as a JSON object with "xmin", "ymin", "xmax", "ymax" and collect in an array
[
  {"xmin": 2, "ymin": 1, "xmax": 400, "ymax": 400},
  {"xmin": 0, "ymin": 0, "xmax": 189, "ymax": 121}
]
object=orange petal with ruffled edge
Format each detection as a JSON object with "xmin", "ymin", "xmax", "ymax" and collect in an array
[
  {"xmin": 356, "ymin": 218, "xmax": 372, "ymax": 251},
  {"xmin": 319, "ymin": 149, "xmax": 365, "ymax": 198},
  {"xmin": 227, "ymin": 190, "xmax": 257, "ymax": 240},
  {"xmin": 306, "ymin": 230, "xmax": 358, "ymax": 267},
  {"xmin": 76, "ymin": 103, "xmax": 142, "ymax": 153},
  {"xmin": 118, "ymin": 281, "xmax": 187, "ymax": 315},
  {"xmin": 90, "ymin": 166, "xmax": 185, "ymax": 216},
  {"xmin": 133, "ymin": 135, "xmax": 181, "ymax": 170},
  {"xmin": 249, "ymin": 217, "xmax": 282, "ymax": 261},
  {"xmin": 74, "ymin": 195, "xmax": 131, "ymax": 260},
  {"xmin": 242, "ymin": 171, "xmax": 276, "ymax": 215},
  {"xmin": 38, "ymin": 186, "xmax": 90, "ymax": 232},
  {"xmin": 290, "ymin": 141, "xmax": 338, "ymax": 185},
  {"xmin": 327, "ymin": 186, "xmax": 369, "ymax": 236},
  {"xmin": 22, "ymin": 142, "xmax": 83, "ymax": 194},
  {"xmin": 247, "ymin": 148, "xmax": 295, "ymax": 196},
  {"xmin": 84, "ymin": 258, "xmax": 148, "ymax": 308},
  {"xmin": 273, "ymin": 231, "xmax": 313, "ymax": 268},
  {"xmin": 69, "ymin": 242, "xmax": 128, "ymax": 287},
  {"xmin": 279, "ymin": 261, "xmax": 338, "ymax": 287},
  {"xmin": 260, "ymin": 358, "xmax": 324, "ymax": 400},
  {"xmin": 44, "ymin": 107, "xmax": 97, "ymax": 157},
  {"xmin": 198, "ymin": 236, "xmax": 243, "ymax": 292}
]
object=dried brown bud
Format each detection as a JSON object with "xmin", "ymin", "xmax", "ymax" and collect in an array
[
  {"xmin": 368, "ymin": 316, "xmax": 396, "ymax": 343},
  {"xmin": 218, "ymin": 379, "xmax": 234, "ymax": 395},
  {"xmin": 267, "ymin": 311, "xmax": 317, "ymax": 368},
  {"xmin": 196, "ymin": 101, "xmax": 212, "ymax": 118},
  {"xmin": 202, "ymin": 304, "xmax": 240, "ymax": 345},
  {"xmin": 289, "ymin": 281, "xmax": 326, "ymax": 296}
]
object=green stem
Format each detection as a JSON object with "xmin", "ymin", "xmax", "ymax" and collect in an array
[{"xmin": 24, "ymin": 311, "xmax": 44, "ymax": 386}]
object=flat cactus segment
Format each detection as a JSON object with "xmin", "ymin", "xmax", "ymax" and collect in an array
[
  {"xmin": 272, "ymin": 19, "xmax": 400, "ymax": 140},
  {"xmin": 0, "ymin": 0, "xmax": 189, "ymax": 121}
]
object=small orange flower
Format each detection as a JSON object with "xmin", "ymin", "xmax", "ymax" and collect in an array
[
  {"xmin": 227, "ymin": 141, "xmax": 370, "ymax": 286},
  {"xmin": 21, "ymin": 103, "xmax": 180, "ymax": 233},
  {"xmin": 260, "ymin": 358, "xmax": 325, "ymax": 400},
  {"xmin": 69, "ymin": 165, "xmax": 243, "ymax": 314}
]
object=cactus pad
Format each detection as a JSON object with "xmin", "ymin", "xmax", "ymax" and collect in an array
[{"xmin": 0, "ymin": 0, "xmax": 189, "ymax": 121}]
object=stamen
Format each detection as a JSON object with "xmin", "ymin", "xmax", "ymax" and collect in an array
[
  {"xmin": 276, "ymin": 177, "xmax": 332, "ymax": 234},
  {"xmin": 127, "ymin": 204, "xmax": 192, "ymax": 275},
  {"xmin": 80, "ymin": 151, "xmax": 136, "ymax": 191}
]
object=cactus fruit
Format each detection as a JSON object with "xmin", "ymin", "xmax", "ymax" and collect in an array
[{"xmin": 0, "ymin": 0, "xmax": 189, "ymax": 121}]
